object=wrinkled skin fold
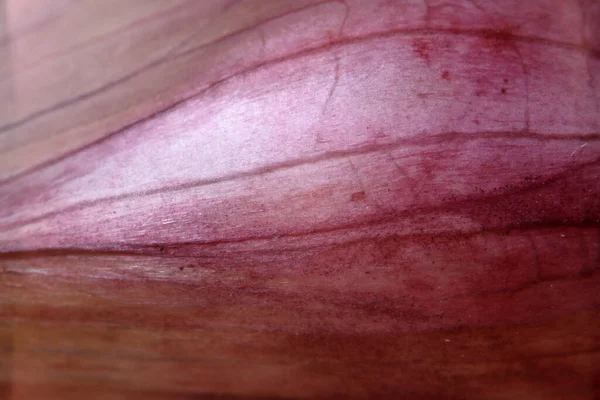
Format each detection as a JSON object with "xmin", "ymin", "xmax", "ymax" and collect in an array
[{"xmin": 0, "ymin": 0, "xmax": 599, "ymax": 399}]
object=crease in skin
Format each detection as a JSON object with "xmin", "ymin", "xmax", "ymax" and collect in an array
[
  {"xmin": 0, "ymin": 131, "xmax": 600, "ymax": 200},
  {"xmin": 0, "ymin": 214, "xmax": 598, "ymax": 255},
  {"xmin": 1, "ymin": 150, "xmax": 598, "ymax": 249},
  {"xmin": 1, "ymin": 131, "xmax": 598, "ymax": 226},
  {"xmin": 1, "ymin": 143, "xmax": 598, "ymax": 247}
]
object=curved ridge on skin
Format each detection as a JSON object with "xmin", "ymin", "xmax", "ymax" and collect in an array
[{"xmin": 2, "ymin": 2, "xmax": 596, "ymax": 182}]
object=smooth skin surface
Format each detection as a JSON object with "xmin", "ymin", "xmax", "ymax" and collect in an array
[{"xmin": 0, "ymin": 0, "xmax": 599, "ymax": 399}]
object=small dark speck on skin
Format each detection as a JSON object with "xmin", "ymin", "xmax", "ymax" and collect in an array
[
  {"xmin": 179, "ymin": 266, "xmax": 184, "ymax": 271},
  {"xmin": 501, "ymin": 88, "xmax": 507, "ymax": 94},
  {"xmin": 159, "ymin": 246, "xmax": 165, "ymax": 253},
  {"xmin": 351, "ymin": 191, "xmax": 366, "ymax": 202}
]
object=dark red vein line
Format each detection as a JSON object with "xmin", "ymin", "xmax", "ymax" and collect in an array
[
  {"xmin": 0, "ymin": 0, "xmax": 341, "ymax": 136},
  {"xmin": 3, "ymin": 145, "xmax": 600, "ymax": 244},
  {"xmin": 1, "ymin": 131, "xmax": 599, "ymax": 230},
  {"xmin": 0, "ymin": 24, "xmax": 598, "ymax": 182},
  {"xmin": 1, "ymin": 218, "xmax": 598, "ymax": 260},
  {"xmin": 0, "ymin": 21, "xmax": 597, "ymax": 137},
  {"xmin": 1, "ymin": 131, "xmax": 599, "ymax": 225}
]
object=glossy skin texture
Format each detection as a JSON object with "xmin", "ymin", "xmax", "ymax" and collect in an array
[{"xmin": 0, "ymin": 0, "xmax": 599, "ymax": 399}]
